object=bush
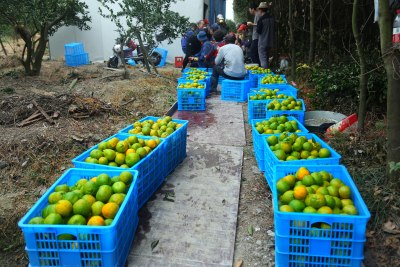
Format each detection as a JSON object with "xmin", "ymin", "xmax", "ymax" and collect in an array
[{"xmin": 305, "ymin": 53, "xmax": 387, "ymax": 114}]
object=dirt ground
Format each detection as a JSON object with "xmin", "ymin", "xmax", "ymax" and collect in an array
[
  {"xmin": 0, "ymin": 56, "xmax": 181, "ymax": 266},
  {"xmin": 233, "ymin": 106, "xmax": 275, "ymax": 267}
]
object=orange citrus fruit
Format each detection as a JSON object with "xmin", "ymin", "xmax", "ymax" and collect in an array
[
  {"xmin": 279, "ymin": 205, "xmax": 294, "ymax": 212},
  {"xmin": 91, "ymin": 201, "xmax": 105, "ymax": 216},
  {"xmin": 296, "ymin": 167, "xmax": 310, "ymax": 181},
  {"xmin": 102, "ymin": 202, "xmax": 119, "ymax": 219},
  {"xmin": 73, "ymin": 199, "xmax": 91, "ymax": 217},
  {"xmin": 293, "ymin": 185, "xmax": 308, "ymax": 200},
  {"xmin": 87, "ymin": 216, "xmax": 105, "ymax": 226},
  {"xmin": 55, "ymin": 200, "xmax": 73, "ymax": 217}
]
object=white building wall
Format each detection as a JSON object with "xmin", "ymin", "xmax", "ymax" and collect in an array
[{"xmin": 49, "ymin": 0, "xmax": 204, "ymax": 63}]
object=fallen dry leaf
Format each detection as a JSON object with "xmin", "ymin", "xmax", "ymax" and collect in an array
[
  {"xmin": 383, "ymin": 221, "xmax": 400, "ymax": 234},
  {"xmin": 234, "ymin": 259, "xmax": 243, "ymax": 267}
]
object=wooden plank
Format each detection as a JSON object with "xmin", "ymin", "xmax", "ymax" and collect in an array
[{"xmin": 32, "ymin": 100, "xmax": 54, "ymax": 124}]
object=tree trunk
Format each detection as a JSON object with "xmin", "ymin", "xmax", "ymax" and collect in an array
[
  {"xmin": 30, "ymin": 29, "xmax": 49, "ymax": 76},
  {"xmin": 23, "ymin": 41, "xmax": 33, "ymax": 75},
  {"xmin": 118, "ymin": 39, "xmax": 129, "ymax": 79},
  {"xmin": 0, "ymin": 37, "xmax": 7, "ymax": 56},
  {"xmin": 378, "ymin": 0, "xmax": 400, "ymax": 183},
  {"xmin": 328, "ymin": 0, "xmax": 333, "ymax": 64},
  {"xmin": 352, "ymin": 0, "xmax": 368, "ymax": 132},
  {"xmin": 135, "ymin": 33, "xmax": 151, "ymax": 73},
  {"xmin": 308, "ymin": 0, "xmax": 315, "ymax": 64},
  {"xmin": 289, "ymin": 0, "xmax": 296, "ymax": 79}
]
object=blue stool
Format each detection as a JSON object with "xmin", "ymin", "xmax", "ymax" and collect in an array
[{"xmin": 221, "ymin": 79, "xmax": 251, "ymax": 102}]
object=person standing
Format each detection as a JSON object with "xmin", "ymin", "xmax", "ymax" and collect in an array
[
  {"xmin": 210, "ymin": 34, "xmax": 247, "ymax": 93},
  {"xmin": 257, "ymin": 2, "xmax": 274, "ymax": 69},
  {"xmin": 247, "ymin": 3, "xmax": 260, "ymax": 65},
  {"xmin": 181, "ymin": 21, "xmax": 204, "ymax": 71}
]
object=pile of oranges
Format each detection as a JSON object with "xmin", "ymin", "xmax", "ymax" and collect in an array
[
  {"xmin": 277, "ymin": 166, "xmax": 358, "ymax": 216},
  {"xmin": 28, "ymin": 171, "xmax": 134, "ymax": 231},
  {"xmin": 84, "ymin": 135, "xmax": 160, "ymax": 168}
]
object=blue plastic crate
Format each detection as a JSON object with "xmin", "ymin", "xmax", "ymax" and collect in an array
[
  {"xmin": 265, "ymin": 99, "xmax": 306, "ymax": 124},
  {"xmin": 154, "ymin": 47, "xmax": 168, "ymax": 67},
  {"xmin": 218, "ymin": 76, "xmax": 225, "ymax": 85},
  {"xmin": 65, "ymin": 53, "xmax": 89, "ymax": 67},
  {"xmin": 263, "ymin": 133, "xmax": 341, "ymax": 188},
  {"xmin": 258, "ymin": 74, "xmax": 288, "ymax": 87},
  {"xmin": 253, "ymin": 140, "xmax": 265, "ymax": 172},
  {"xmin": 247, "ymin": 91, "xmax": 297, "ymax": 123},
  {"xmin": 251, "ymin": 117, "xmax": 309, "ymax": 166},
  {"xmin": 258, "ymin": 84, "xmax": 299, "ymax": 98},
  {"xmin": 72, "ymin": 133, "xmax": 165, "ymax": 208},
  {"xmin": 18, "ymin": 168, "xmax": 139, "ymax": 267},
  {"xmin": 273, "ymin": 164, "xmax": 370, "ymax": 267},
  {"xmin": 177, "ymin": 87, "xmax": 206, "ymax": 111},
  {"xmin": 248, "ymin": 70, "xmax": 274, "ymax": 88},
  {"xmin": 177, "ymin": 78, "xmax": 210, "ymax": 96},
  {"xmin": 64, "ymin": 43, "xmax": 84, "ymax": 55},
  {"xmin": 119, "ymin": 116, "xmax": 188, "ymax": 175},
  {"xmin": 221, "ymin": 79, "xmax": 250, "ymax": 102}
]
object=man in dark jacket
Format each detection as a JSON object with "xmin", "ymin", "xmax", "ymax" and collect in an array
[
  {"xmin": 247, "ymin": 3, "xmax": 260, "ymax": 65},
  {"xmin": 256, "ymin": 2, "xmax": 274, "ymax": 68}
]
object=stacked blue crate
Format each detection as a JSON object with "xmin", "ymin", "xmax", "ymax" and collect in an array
[{"xmin": 65, "ymin": 43, "xmax": 89, "ymax": 67}]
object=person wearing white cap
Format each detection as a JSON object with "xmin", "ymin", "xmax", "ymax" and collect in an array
[
  {"xmin": 256, "ymin": 2, "xmax": 274, "ymax": 68},
  {"xmin": 211, "ymin": 14, "xmax": 228, "ymax": 35}
]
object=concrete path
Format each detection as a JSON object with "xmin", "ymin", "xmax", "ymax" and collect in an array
[{"xmin": 127, "ymin": 96, "xmax": 245, "ymax": 266}]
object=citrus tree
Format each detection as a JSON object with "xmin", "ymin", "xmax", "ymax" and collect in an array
[
  {"xmin": 97, "ymin": 0, "xmax": 189, "ymax": 73},
  {"xmin": 0, "ymin": 0, "xmax": 90, "ymax": 76}
]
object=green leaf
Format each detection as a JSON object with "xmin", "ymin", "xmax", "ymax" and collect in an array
[{"xmin": 247, "ymin": 225, "xmax": 254, "ymax": 236}]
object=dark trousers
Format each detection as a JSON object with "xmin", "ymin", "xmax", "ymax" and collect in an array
[
  {"xmin": 211, "ymin": 65, "xmax": 245, "ymax": 92},
  {"xmin": 259, "ymin": 46, "xmax": 271, "ymax": 69},
  {"xmin": 250, "ymin": 39, "xmax": 260, "ymax": 65}
]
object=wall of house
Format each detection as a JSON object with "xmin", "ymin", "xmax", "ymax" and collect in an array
[{"xmin": 49, "ymin": 0, "xmax": 226, "ymax": 64}]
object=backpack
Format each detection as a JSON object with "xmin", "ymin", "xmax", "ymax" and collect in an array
[{"xmin": 181, "ymin": 30, "xmax": 195, "ymax": 54}]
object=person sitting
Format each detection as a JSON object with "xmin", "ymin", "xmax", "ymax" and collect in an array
[
  {"xmin": 192, "ymin": 31, "xmax": 216, "ymax": 68},
  {"xmin": 181, "ymin": 25, "xmax": 203, "ymax": 71},
  {"xmin": 210, "ymin": 34, "xmax": 247, "ymax": 93}
]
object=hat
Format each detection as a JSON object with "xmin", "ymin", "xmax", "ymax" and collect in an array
[
  {"xmin": 258, "ymin": 2, "xmax": 270, "ymax": 9},
  {"xmin": 237, "ymin": 24, "xmax": 247, "ymax": 32},
  {"xmin": 203, "ymin": 19, "xmax": 209, "ymax": 25},
  {"xmin": 197, "ymin": 31, "xmax": 209, "ymax": 42},
  {"xmin": 217, "ymin": 14, "xmax": 224, "ymax": 20},
  {"xmin": 211, "ymin": 23, "xmax": 219, "ymax": 31}
]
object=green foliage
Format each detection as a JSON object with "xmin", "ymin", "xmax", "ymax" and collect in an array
[
  {"xmin": 98, "ymin": 0, "xmax": 189, "ymax": 47},
  {"xmin": 307, "ymin": 53, "xmax": 387, "ymax": 113},
  {"xmin": 310, "ymin": 61, "xmax": 359, "ymax": 106},
  {"xmin": 225, "ymin": 19, "xmax": 236, "ymax": 33},
  {"xmin": 233, "ymin": 0, "xmax": 252, "ymax": 23},
  {"xmin": 389, "ymin": 162, "xmax": 400, "ymax": 173},
  {"xmin": 0, "ymin": 0, "xmax": 91, "ymax": 75},
  {"xmin": 0, "ymin": 0, "xmax": 90, "ymax": 35}
]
